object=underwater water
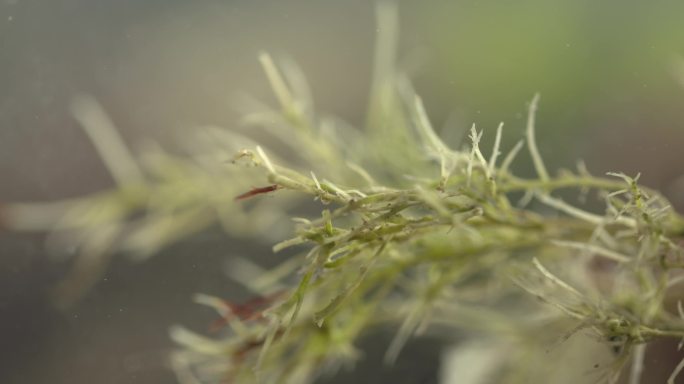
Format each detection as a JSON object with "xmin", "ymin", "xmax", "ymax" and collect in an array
[{"xmin": 2, "ymin": 1, "xmax": 684, "ymax": 383}]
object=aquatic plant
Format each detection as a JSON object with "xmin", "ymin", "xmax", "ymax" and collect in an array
[{"xmin": 4, "ymin": 3, "xmax": 684, "ymax": 384}]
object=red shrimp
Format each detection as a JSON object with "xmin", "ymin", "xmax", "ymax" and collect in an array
[
  {"xmin": 234, "ymin": 184, "xmax": 280, "ymax": 201},
  {"xmin": 209, "ymin": 290, "xmax": 286, "ymax": 332}
]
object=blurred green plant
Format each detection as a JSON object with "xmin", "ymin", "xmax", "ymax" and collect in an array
[{"xmin": 4, "ymin": 3, "xmax": 684, "ymax": 384}]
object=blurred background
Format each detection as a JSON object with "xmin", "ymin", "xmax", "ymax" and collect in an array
[{"xmin": 1, "ymin": 0, "xmax": 684, "ymax": 383}]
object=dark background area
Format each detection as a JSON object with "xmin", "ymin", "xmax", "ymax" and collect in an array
[{"xmin": 1, "ymin": 1, "xmax": 684, "ymax": 383}]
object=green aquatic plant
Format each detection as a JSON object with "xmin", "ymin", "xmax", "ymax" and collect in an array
[{"xmin": 4, "ymin": 3, "xmax": 684, "ymax": 384}]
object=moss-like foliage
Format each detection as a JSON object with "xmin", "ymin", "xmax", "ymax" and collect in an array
[{"xmin": 4, "ymin": 3, "xmax": 684, "ymax": 384}]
